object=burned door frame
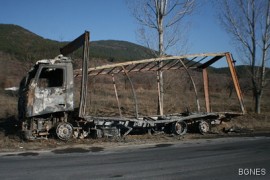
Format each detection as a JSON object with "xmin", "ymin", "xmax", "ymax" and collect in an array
[{"xmin": 31, "ymin": 64, "xmax": 69, "ymax": 116}]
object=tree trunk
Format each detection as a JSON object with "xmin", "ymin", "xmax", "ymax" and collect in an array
[
  {"xmin": 156, "ymin": 0, "xmax": 165, "ymax": 116},
  {"xmin": 254, "ymin": 91, "xmax": 262, "ymax": 114},
  {"xmin": 157, "ymin": 28, "xmax": 164, "ymax": 115}
]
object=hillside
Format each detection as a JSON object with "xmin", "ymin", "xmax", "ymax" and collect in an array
[
  {"xmin": 1, "ymin": 24, "xmax": 269, "ymax": 81},
  {"xmin": 0, "ymin": 24, "xmax": 61, "ymax": 60},
  {"xmin": 213, "ymin": 65, "xmax": 270, "ymax": 80},
  {"xmin": 0, "ymin": 24, "xmax": 154, "ymax": 62},
  {"xmin": 89, "ymin": 40, "xmax": 154, "ymax": 61}
]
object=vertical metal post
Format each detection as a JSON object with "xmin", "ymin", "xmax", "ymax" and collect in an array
[
  {"xmin": 225, "ymin": 53, "xmax": 246, "ymax": 114},
  {"xmin": 202, "ymin": 68, "xmax": 211, "ymax": 112},
  {"xmin": 112, "ymin": 74, "xmax": 122, "ymax": 117},
  {"xmin": 79, "ymin": 31, "xmax": 90, "ymax": 118}
]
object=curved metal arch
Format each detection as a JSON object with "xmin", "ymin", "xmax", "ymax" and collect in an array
[
  {"xmin": 121, "ymin": 66, "xmax": 139, "ymax": 119},
  {"xmin": 178, "ymin": 59, "xmax": 201, "ymax": 112}
]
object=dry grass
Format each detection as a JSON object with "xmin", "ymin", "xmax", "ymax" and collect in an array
[
  {"xmin": 1, "ymin": 53, "xmax": 269, "ymax": 119},
  {"xmin": 0, "ymin": 91, "xmax": 17, "ymax": 118},
  {"xmin": 80, "ymin": 70, "xmax": 248, "ymax": 117},
  {"xmin": 1, "ymin": 67, "xmax": 269, "ymax": 119},
  {"xmin": 226, "ymin": 114, "xmax": 270, "ymax": 130}
]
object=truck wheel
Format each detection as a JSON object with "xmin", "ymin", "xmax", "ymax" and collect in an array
[
  {"xmin": 56, "ymin": 122, "xmax": 73, "ymax": 141},
  {"xmin": 173, "ymin": 121, "xmax": 187, "ymax": 135},
  {"xmin": 198, "ymin": 120, "xmax": 210, "ymax": 134}
]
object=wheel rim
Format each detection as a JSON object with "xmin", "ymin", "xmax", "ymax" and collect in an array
[
  {"xmin": 174, "ymin": 122, "xmax": 182, "ymax": 135},
  {"xmin": 198, "ymin": 121, "xmax": 210, "ymax": 134},
  {"xmin": 56, "ymin": 122, "xmax": 73, "ymax": 140},
  {"xmin": 173, "ymin": 121, "xmax": 187, "ymax": 135}
]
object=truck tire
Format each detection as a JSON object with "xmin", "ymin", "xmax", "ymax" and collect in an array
[
  {"xmin": 198, "ymin": 120, "xmax": 210, "ymax": 134},
  {"xmin": 56, "ymin": 122, "xmax": 73, "ymax": 140},
  {"xmin": 173, "ymin": 121, "xmax": 187, "ymax": 135}
]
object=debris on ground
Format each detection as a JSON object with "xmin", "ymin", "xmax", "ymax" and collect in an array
[{"xmin": 223, "ymin": 126, "xmax": 254, "ymax": 134}]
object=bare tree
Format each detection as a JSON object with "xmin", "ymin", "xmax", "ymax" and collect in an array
[
  {"xmin": 127, "ymin": 0, "xmax": 195, "ymax": 115},
  {"xmin": 216, "ymin": 0, "xmax": 270, "ymax": 114}
]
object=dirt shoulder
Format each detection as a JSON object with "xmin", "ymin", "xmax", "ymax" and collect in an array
[{"xmin": 0, "ymin": 129, "xmax": 270, "ymax": 153}]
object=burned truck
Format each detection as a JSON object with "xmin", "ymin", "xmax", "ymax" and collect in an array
[
  {"xmin": 18, "ymin": 32, "xmax": 246, "ymax": 140},
  {"xmin": 18, "ymin": 55, "xmax": 75, "ymax": 140}
]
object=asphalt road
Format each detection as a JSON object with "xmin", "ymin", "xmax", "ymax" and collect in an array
[{"xmin": 0, "ymin": 136, "xmax": 269, "ymax": 180}]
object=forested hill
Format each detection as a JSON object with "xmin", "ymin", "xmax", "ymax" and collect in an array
[{"xmin": 0, "ymin": 24, "xmax": 154, "ymax": 62}]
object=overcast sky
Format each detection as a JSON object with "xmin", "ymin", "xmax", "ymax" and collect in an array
[{"xmin": 0, "ymin": 0, "xmax": 236, "ymax": 67}]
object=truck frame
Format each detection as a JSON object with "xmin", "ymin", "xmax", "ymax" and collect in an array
[{"xmin": 18, "ymin": 32, "xmax": 245, "ymax": 140}]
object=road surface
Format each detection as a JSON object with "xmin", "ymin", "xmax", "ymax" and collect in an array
[{"xmin": 0, "ymin": 136, "xmax": 269, "ymax": 180}]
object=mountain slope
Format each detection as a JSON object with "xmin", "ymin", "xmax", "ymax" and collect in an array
[
  {"xmin": 3, "ymin": 24, "xmax": 267, "ymax": 85},
  {"xmin": 0, "ymin": 24, "xmax": 154, "ymax": 61},
  {"xmin": 0, "ymin": 24, "xmax": 61, "ymax": 60},
  {"xmin": 90, "ymin": 40, "xmax": 154, "ymax": 61}
]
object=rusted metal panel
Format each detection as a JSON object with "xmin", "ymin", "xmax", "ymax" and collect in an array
[{"xmin": 33, "ymin": 87, "xmax": 68, "ymax": 116}]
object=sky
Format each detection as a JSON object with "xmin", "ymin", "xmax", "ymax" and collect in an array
[{"xmin": 0, "ymin": 0, "xmax": 236, "ymax": 67}]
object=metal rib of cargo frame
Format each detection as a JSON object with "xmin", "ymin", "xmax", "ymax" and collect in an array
[{"xmin": 74, "ymin": 52, "xmax": 246, "ymax": 116}]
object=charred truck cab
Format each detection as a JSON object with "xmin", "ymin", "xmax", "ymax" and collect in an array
[{"xmin": 18, "ymin": 55, "xmax": 74, "ymax": 140}]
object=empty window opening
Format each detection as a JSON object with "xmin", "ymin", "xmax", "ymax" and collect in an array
[{"xmin": 38, "ymin": 68, "xmax": 64, "ymax": 88}]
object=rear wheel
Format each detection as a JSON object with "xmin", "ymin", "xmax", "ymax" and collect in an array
[
  {"xmin": 198, "ymin": 120, "xmax": 210, "ymax": 134},
  {"xmin": 172, "ymin": 121, "xmax": 187, "ymax": 135}
]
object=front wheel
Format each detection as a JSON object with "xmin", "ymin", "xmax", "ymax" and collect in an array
[{"xmin": 56, "ymin": 122, "xmax": 73, "ymax": 141}]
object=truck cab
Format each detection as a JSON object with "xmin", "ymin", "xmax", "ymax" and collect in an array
[{"xmin": 18, "ymin": 55, "xmax": 74, "ymax": 139}]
